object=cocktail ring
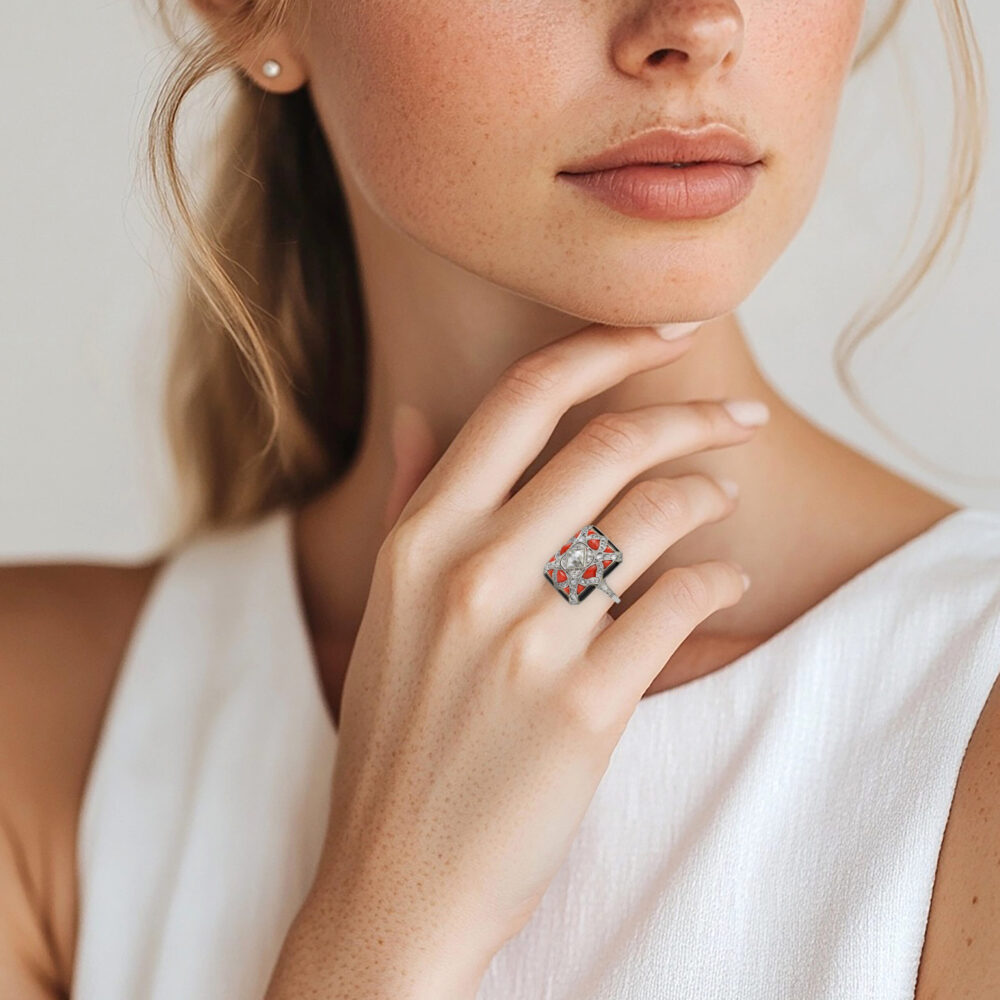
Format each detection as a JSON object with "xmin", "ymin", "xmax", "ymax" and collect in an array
[{"xmin": 543, "ymin": 524, "xmax": 623, "ymax": 605}]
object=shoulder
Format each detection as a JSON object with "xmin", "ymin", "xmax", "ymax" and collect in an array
[
  {"xmin": 912, "ymin": 508, "xmax": 1000, "ymax": 997},
  {"xmin": 915, "ymin": 657, "xmax": 1000, "ymax": 998},
  {"xmin": 0, "ymin": 558, "xmax": 163, "ymax": 997}
]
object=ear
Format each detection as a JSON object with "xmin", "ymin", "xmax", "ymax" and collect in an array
[{"xmin": 184, "ymin": 0, "xmax": 309, "ymax": 93}]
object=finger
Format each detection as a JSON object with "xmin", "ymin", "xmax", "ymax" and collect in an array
[
  {"xmin": 401, "ymin": 323, "xmax": 702, "ymax": 517},
  {"xmin": 501, "ymin": 397, "xmax": 765, "ymax": 567},
  {"xmin": 533, "ymin": 471, "xmax": 736, "ymax": 631},
  {"xmin": 383, "ymin": 402, "xmax": 439, "ymax": 533},
  {"xmin": 584, "ymin": 558, "xmax": 749, "ymax": 712}
]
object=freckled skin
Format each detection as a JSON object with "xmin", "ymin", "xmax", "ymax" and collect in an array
[{"xmin": 298, "ymin": 0, "xmax": 865, "ymax": 323}]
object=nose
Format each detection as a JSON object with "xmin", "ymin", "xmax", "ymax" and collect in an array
[{"xmin": 611, "ymin": 0, "xmax": 744, "ymax": 80}]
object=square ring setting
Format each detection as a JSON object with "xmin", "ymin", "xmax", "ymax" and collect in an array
[{"xmin": 543, "ymin": 524, "xmax": 623, "ymax": 605}]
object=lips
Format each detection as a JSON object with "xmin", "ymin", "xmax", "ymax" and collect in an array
[
  {"xmin": 556, "ymin": 124, "xmax": 765, "ymax": 222},
  {"xmin": 558, "ymin": 125, "xmax": 764, "ymax": 175}
]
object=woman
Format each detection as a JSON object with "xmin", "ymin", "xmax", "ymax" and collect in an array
[{"xmin": 1, "ymin": 0, "xmax": 997, "ymax": 997}]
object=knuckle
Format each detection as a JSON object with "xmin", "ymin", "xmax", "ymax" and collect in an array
[
  {"xmin": 579, "ymin": 411, "xmax": 647, "ymax": 464},
  {"xmin": 442, "ymin": 551, "xmax": 497, "ymax": 618},
  {"xmin": 503, "ymin": 617, "xmax": 551, "ymax": 674},
  {"xmin": 662, "ymin": 565, "xmax": 712, "ymax": 618},
  {"xmin": 555, "ymin": 676, "xmax": 615, "ymax": 735},
  {"xmin": 498, "ymin": 353, "xmax": 562, "ymax": 405},
  {"xmin": 626, "ymin": 478, "xmax": 691, "ymax": 533},
  {"xmin": 378, "ymin": 515, "xmax": 431, "ymax": 578}
]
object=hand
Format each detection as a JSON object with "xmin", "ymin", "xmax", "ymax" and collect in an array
[
  {"xmin": 288, "ymin": 322, "xmax": 763, "ymax": 997},
  {"xmin": 381, "ymin": 401, "xmax": 440, "ymax": 536}
]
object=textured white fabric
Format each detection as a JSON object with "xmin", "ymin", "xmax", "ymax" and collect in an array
[{"xmin": 72, "ymin": 505, "xmax": 1000, "ymax": 999}]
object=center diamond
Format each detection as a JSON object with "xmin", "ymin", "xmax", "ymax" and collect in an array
[{"xmin": 562, "ymin": 544, "xmax": 589, "ymax": 572}]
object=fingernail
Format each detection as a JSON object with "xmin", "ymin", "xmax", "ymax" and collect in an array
[
  {"xmin": 654, "ymin": 322, "xmax": 701, "ymax": 341},
  {"xmin": 722, "ymin": 398, "xmax": 770, "ymax": 427},
  {"xmin": 714, "ymin": 476, "xmax": 740, "ymax": 499}
]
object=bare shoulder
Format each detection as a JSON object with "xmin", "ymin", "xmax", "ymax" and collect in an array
[
  {"xmin": 0, "ymin": 557, "xmax": 163, "ymax": 998},
  {"xmin": 915, "ymin": 666, "xmax": 1000, "ymax": 999}
]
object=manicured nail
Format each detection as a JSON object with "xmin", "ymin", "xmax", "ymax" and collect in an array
[
  {"xmin": 654, "ymin": 322, "xmax": 701, "ymax": 341},
  {"xmin": 714, "ymin": 476, "xmax": 740, "ymax": 499},
  {"xmin": 722, "ymin": 398, "xmax": 770, "ymax": 427}
]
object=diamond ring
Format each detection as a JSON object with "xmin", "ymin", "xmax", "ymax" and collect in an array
[{"xmin": 543, "ymin": 524, "xmax": 623, "ymax": 605}]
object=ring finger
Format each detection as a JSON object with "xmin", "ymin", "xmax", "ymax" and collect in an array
[{"xmin": 535, "ymin": 470, "xmax": 739, "ymax": 636}]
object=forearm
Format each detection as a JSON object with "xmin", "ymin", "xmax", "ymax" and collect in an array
[{"xmin": 263, "ymin": 867, "xmax": 492, "ymax": 1000}]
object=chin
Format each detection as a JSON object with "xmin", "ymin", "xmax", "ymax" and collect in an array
[
  {"xmin": 505, "ymin": 251, "xmax": 766, "ymax": 330},
  {"xmin": 521, "ymin": 198, "xmax": 782, "ymax": 316}
]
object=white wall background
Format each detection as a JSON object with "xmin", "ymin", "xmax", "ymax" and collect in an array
[{"xmin": 1, "ymin": 0, "xmax": 997, "ymax": 561}]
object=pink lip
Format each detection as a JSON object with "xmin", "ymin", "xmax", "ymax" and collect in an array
[
  {"xmin": 559, "ymin": 124, "xmax": 764, "ymax": 173},
  {"xmin": 556, "ymin": 124, "xmax": 764, "ymax": 221},
  {"xmin": 558, "ymin": 161, "xmax": 763, "ymax": 221}
]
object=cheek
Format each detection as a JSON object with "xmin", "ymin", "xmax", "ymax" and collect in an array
[
  {"xmin": 749, "ymin": 2, "xmax": 866, "ymax": 204},
  {"xmin": 305, "ymin": 0, "xmax": 553, "ymax": 242}
]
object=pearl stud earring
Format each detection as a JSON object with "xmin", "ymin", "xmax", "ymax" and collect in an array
[{"xmin": 261, "ymin": 59, "xmax": 282, "ymax": 78}]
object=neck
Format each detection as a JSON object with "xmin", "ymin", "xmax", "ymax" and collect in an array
[{"xmin": 293, "ymin": 176, "xmax": 957, "ymax": 701}]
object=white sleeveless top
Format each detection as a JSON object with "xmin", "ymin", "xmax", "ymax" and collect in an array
[{"xmin": 72, "ymin": 505, "xmax": 1000, "ymax": 1000}]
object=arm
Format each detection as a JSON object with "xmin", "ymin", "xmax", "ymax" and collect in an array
[
  {"xmin": 0, "ymin": 557, "xmax": 483, "ymax": 1000},
  {"xmin": 0, "ymin": 566, "xmax": 75, "ymax": 999},
  {"xmin": 913, "ymin": 668, "xmax": 1000, "ymax": 999},
  {"xmin": 262, "ymin": 870, "xmax": 491, "ymax": 1000},
  {"xmin": 0, "ymin": 820, "xmax": 63, "ymax": 1000},
  {"xmin": 0, "ymin": 561, "xmax": 160, "ymax": 999}
]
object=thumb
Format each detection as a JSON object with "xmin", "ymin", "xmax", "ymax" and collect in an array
[{"xmin": 383, "ymin": 402, "xmax": 439, "ymax": 534}]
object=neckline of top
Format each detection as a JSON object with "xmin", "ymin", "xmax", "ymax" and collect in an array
[{"xmin": 277, "ymin": 505, "xmax": 984, "ymax": 738}]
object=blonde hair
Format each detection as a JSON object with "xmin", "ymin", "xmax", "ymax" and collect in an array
[{"xmin": 145, "ymin": 0, "xmax": 987, "ymax": 548}]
